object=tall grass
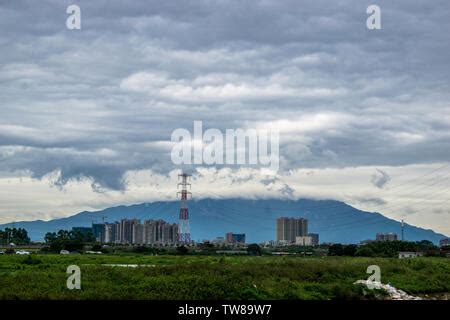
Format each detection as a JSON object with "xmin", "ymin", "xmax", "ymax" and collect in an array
[{"xmin": 0, "ymin": 255, "xmax": 448, "ymax": 300}]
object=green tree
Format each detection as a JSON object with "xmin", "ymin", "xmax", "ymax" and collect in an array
[
  {"xmin": 0, "ymin": 227, "xmax": 30, "ymax": 245},
  {"xmin": 176, "ymin": 245, "xmax": 189, "ymax": 255},
  {"xmin": 343, "ymin": 244, "xmax": 358, "ymax": 256},
  {"xmin": 247, "ymin": 243, "xmax": 262, "ymax": 256},
  {"xmin": 355, "ymin": 246, "xmax": 375, "ymax": 257},
  {"xmin": 45, "ymin": 232, "xmax": 57, "ymax": 244},
  {"xmin": 44, "ymin": 229, "xmax": 84, "ymax": 252},
  {"xmin": 328, "ymin": 244, "xmax": 344, "ymax": 256},
  {"xmin": 354, "ymin": 240, "xmax": 438, "ymax": 257}
]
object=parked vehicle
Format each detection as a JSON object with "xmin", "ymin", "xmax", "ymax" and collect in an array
[{"xmin": 15, "ymin": 250, "xmax": 30, "ymax": 255}]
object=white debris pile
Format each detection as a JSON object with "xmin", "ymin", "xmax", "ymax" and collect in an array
[{"xmin": 354, "ymin": 280, "xmax": 422, "ymax": 300}]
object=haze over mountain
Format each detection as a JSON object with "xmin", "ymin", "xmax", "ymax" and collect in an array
[{"xmin": 0, "ymin": 199, "xmax": 446, "ymax": 244}]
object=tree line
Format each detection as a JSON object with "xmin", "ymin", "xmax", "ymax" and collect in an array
[
  {"xmin": 328, "ymin": 240, "xmax": 440, "ymax": 257},
  {"xmin": 0, "ymin": 228, "xmax": 30, "ymax": 245},
  {"xmin": 44, "ymin": 229, "xmax": 95, "ymax": 252}
]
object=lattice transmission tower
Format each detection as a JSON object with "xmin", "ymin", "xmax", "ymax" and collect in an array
[{"xmin": 177, "ymin": 173, "xmax": 192, "ymax": 243}]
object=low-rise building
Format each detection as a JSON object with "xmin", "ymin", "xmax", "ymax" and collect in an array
[
  {"xmin": 308, "ymin": 233, "xmax": 319, "ymax": 246},
  {"xmin": 211, "ymin": 237, "xmax": 225, "ymax": 245},
  {"xmin": 439, "ymin": 238, "xmax": 449, "ymax": 247},
  {"xmin": 262, "ymin": 240, "xmax": 276, "ymax": 247},
  {"xmin": 398, "ymin": 251, "xmax": 424, "ymax": 259},
  {"xmin": 276, "ymin": 240, "xmax": 290, "ymax": 246},
  {"xmin": 295, "ymin": 236, "xmax": 312, "ymax": 246},
  {"xmin": 225, "ymin": 232, "xmax": 246, "ymax": 245}
]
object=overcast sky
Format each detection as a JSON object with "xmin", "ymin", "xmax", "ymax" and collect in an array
[{"xmin": 0, "ymin": 0, "xmax": 449, "ymax": 235}]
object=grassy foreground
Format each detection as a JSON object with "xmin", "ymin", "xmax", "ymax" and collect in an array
[{"xmin": 0, "ymin": 254, "xmax": 448, "ymax": 300}]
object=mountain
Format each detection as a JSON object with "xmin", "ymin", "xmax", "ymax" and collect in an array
[{"xmin": 0, "ymin": 198, "xmax": 447, "ymax": 244}]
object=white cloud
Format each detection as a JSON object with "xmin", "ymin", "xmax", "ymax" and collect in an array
[
  {"xmin": 0, "ymin": 164, "xmax": 448, "ymax": 235},
  {"xmin": 120, "ymin": 70, "xmax": 347, "ymax": 103}
]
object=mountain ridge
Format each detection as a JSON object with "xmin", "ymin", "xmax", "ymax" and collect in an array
[{"xmin": 0, "ymin": 198, "xmax": 446, "ymax": 244}]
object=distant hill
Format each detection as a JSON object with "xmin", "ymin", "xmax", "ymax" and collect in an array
[{"xmin": 0, "ymin": 198, "xmax": 446, "ymax": 244}]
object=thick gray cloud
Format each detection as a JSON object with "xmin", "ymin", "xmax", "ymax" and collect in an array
[
  {"xmin": 278, "ymin": 183, "xmax": 295, "ymax": 198},
  {"xmin": 0, "ymin": 0, "xmax": 450, "ymax": 191},
  {"xmin": 371, "ymin": 169, "xmax": 391, "ymax": 189}
]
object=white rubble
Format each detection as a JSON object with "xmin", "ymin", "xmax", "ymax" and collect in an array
[{"xmin": 354, "ymin": 280, "xmax": 422, "ymax": 300}]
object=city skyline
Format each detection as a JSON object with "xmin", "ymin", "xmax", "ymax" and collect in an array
[{"xmin": 84, "ymin": 218, "xmax": 179, "ymax": 245}]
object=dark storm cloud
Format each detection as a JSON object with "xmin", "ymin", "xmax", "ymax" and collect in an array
[{"xmin": 0, "ymin": 0, "xmax": 449, "ymax": 190}]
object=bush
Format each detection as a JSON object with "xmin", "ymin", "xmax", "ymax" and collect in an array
[
  {"xmin": 343, "ymin": 244, "xmax": 358, "ymax": 256},
  {"xmin": 328, "ymin": 244, "xmax": 344, "ymax": 256},
  {"xmin": 247, "ymin": 244, "xmax": 262, "ymax": 256},
  {"xmin": 331, "ymin": 284, "xmax": 363, "ymax": 300},
  {"xmin": 133, "ymin": 246, "xmax": 157, "ymax": 255},
  {"xmin": 21, "ymin": 255, "xmax": 42, "ymax": 265},
  {"xmin": 355, "ymin": 246, "xmax": 376, "ymax": 257},
  {"xmin": 176, "ymin": 245, "xmax": 189, "ymax": 255},
  {"xmin": 354, "ymin": 240, "xmax": 438, "ymax": 258},
  {"xmin": 91, "ymin": 244, "xmax": 102, "ymax": 251}
]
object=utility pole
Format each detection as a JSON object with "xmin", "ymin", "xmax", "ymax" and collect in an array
[{"xmin": 177, "ymin": 173, "xmax": 192, "ymax": 244}]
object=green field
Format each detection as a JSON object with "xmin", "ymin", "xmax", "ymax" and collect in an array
[{"xmin": 0, "ymin": 254, "xmax": 448, "ymax": 300}]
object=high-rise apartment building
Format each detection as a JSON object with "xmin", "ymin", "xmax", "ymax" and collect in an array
[
  {"xmin": 143, "ymin": 220, "xmax": 157, "ymax": 244},
  {"xmin": 162, "ymin": 222, "xmax": 177, "ymax": 244},
  {"xmin": 141, "ymin": 219, "xmax": 178, "ymax": 245},
  {"xmin": 120, "ymin": 219, "xmax": 140, "ymax": 244},
  {"xmin": 103, "ymin": 223, "xmax": 113, "ymax": 243},
  {"xmin": 276, "ymin": 217, "xmax": 308, "ymax": 243},
  {"xmin": 111, "ymin": 222, "xmax": 121, "ymax": 243},
  {"xmin": 132, "ymin": 223, "xmax": 144, "ymax": 244},
  {"xmin": 376, "ymin": 233, "xmax": 398, "ymax": 241},
  {"xmin": 92, "ymin": 223, "xmax": 105, "ymax": 242},
  {"xmin": 75, "ymin": 218, "xmax": 178, "ymax": 245}
]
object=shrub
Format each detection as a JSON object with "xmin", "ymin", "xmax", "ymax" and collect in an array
[
  {"xmin": 343, "ymin": 244, "xmax": 358, "ymax": 256},
  {"xmin": 91, "ymin": 244, "xmax": 102, "ymax": 251},
  {"xmin": 133, "ymin": 246, "xmax": 157, "ymax": 255},
  {"xmin": 328, "ymin": 244, "xmax": 344, "ymax": 256},
  {"xmin": 176, "ymin": 245, "xmax": 189, "ymax": 255},
  {"xmin": 21, "ymin": 255, "xmax": 42, "ymax": 265},
  {"xmin": 247, "ymin": 244, "xmax": 262, "ymax": 256},
  {"xmin": 355, "ymin": 246, "xmax": 376, "ymax": 257}
]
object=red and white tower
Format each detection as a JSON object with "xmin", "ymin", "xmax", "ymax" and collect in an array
[{"xmin": 177, "ymin": 173, "xmax": 191, "ymax": 243}]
